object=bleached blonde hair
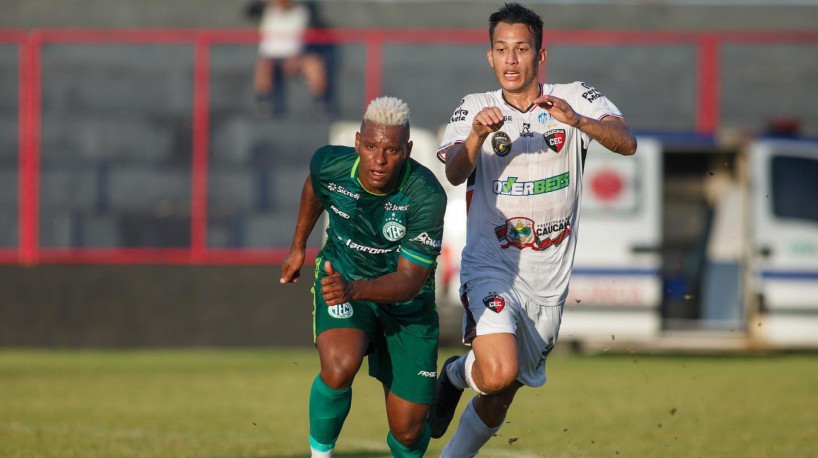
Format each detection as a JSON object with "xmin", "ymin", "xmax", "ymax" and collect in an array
[{"xmin": 363, "ymin": 96, "xmax": 410, "ymax": 127}]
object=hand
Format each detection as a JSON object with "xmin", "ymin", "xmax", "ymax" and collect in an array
[
  {"xmin": 279, "ymin": 248, "xmax": 305, "ymax": 284},
  {"xmin": 533, "ymin": 95, "xmax": 581, "ymax": 128},
  {"xmin": 320, "ymin": 261, "xmax": 353, "ymax": 306},
  {"xmin": 471, "ymin": 107, "xmax": 506, "ymax": 138}
]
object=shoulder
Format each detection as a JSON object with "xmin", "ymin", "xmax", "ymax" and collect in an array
[
  {"xmin": 547, "ymin": 81, "xmax": 591, "ymax": 97},
  {"xmin": 460, "ymin": 90, "xmax": 502, "ymax": 108},
  {"xmin": 311, "ymin": 145, "xmax": 356, "ymax": 175},
  {"xmin": 405, "ymin": 160, "xmax": 447, "ymax": 203}
]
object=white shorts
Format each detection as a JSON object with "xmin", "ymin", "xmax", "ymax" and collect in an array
[{"xmin": 459, "ymin": 279, "xmax": 564, "ymax": 387}]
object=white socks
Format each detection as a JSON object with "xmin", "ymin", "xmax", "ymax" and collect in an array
[
  {"xmin": 310, "ymin": 448, "xmax": 333, "ymax": 458},
  {"xmin": 440, "ymin": 397, "xmax": 504, "ymax": 458}
]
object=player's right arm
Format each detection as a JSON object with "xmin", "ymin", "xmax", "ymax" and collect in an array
[
  {"xmin": 280, "ymin": 176, "xmax": 323, "ymax": 284},
  {"xmin": 444, "ymin": 107, "xmax": 505, "ymax": 186}
]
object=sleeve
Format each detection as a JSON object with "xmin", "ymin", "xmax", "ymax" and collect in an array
[
  {"xmin": 437, "ymin": 95, "xmax": 479, "ymax": 163},
  {"xmin": 569, "ymin": 81, "xmax": 623, "ymax": 121},
  {"xmin": 400, "ymin": 179, "xmax": 447, "ymax": 268},
  {"xmin": 309, "ymin": 145, "xmax": 332, "ymax": 201}
]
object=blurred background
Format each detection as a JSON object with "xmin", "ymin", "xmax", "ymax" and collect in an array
[{"xmin": 1, "ymin": 0, "xmax": 817, "ymax": 351}]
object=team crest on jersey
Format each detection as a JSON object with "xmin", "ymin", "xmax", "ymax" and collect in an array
[
  {"xmin": 492, "ymin": 131, "xmax": 512, "ymax": 157},
  {"xmin": 483, "ymin": 293, "xmax": 506, "ymax": 313},
  {"xmin": 544, "ymin": 129, "xmax": 566, "ymax": 153},
  {"xmin": 382, "ymin": 212, "xmax": 406, "ymax": 241},
  {"xmin": 328, "ymin": 302, "xmax": 353, "ymax": 319},
  {"xmin": 495, "ymin": 217, "xmax": 571, "ymax": 251}
]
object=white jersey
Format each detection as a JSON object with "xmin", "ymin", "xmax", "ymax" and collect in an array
[
  {"xmin": 258, "ymin": 3, "xmax": 310, "ymax": 59},
  {"xmin": 438, "ymin": 82, "xmax": 623, "ymax": 303}
]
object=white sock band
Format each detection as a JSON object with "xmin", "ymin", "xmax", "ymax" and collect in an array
[{"xmin": 463, "ymin": 350, "xmax": 487, "ymax": 395}]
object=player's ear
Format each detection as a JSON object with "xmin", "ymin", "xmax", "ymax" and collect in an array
[
  {"xmin": 354, "ymin": 131, "xmax": 361, "ymax": 154},
  {"xmin": 487, "ymin": 48, "xmax": 494, "ymax": 68},
  {"xmin": 538, "ymin": 48, "xmax": 547, "ymax": 65},
  {"xmin": 406, "ymin": 140, "xmax": 413, "ymax": 158}
]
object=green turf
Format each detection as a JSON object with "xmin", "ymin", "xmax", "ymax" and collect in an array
[{"xmin": 1, "ymin": 348, "xmax": 816, "ymax": 457}]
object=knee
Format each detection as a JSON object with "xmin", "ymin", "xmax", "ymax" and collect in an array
[
  {"xmin": 390, "ymin": 422, "xmax": 424, "ymax": 447},
  {"xmin": 320, "ymin": 355, "xmax": 361, "ymax": 389},
  {"xmin": 474, "ymin": 360, "xmax": 518, "ymax": 394}
]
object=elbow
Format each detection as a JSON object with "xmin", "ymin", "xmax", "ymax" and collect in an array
[
  {"xmin": 620, "ymin": 135, "xmax": 638, "ymax": 156},
  {"xmin": 445, "ymin": 166, "xmax": 467, "ymax": 186}
]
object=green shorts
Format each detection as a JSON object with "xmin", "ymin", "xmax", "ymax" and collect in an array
[{"xmin": 312, "ymin": 272, "xmax": 439, "ymax": 405}]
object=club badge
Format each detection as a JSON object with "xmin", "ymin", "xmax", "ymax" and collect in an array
[
  {"xmin": 491, "ymin": 131, "xmax": 512, "ymax": 157},
  {"xmin": 544, "ymin": 129, "xmax": 566, "ymax": 153},
  {"xmin": 483, "ymin": 293, "xmax": 506, "ymax": 313},
  {"xmin": 382, "ymin": 212, "xmax": 406, "ymax": 241}
]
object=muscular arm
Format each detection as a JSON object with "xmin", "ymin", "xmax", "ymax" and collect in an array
[
  {"xmin": 576, "ymin": 115, "xmax": 637, "ymax": 156},
  {"xmin": 279, "ymin": 176, "xmax": 324, "ymax": 284},
  {"xmin": 534, "ymin": 94, "xmax": 637, "ymax": 156},
  {"xmin": 321, "ymin": 257, "xmax": 431, "ymax": 305}
]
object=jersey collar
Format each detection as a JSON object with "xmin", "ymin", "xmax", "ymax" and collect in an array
[
  {"xmin": 350, "ymin": 157, "xmax": 412, "ymax": 196},
  {"xmin": 501, "ymin": 84, "xmax": 543, "ymax": 114}
]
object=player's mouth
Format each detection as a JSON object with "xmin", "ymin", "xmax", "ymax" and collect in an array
[
  {"xmin": 503, "ymin": 71, "xmax": 521, "ymax": 81},
  {"xmin": 370, "ymin": 169, "xmax": 387, "ymax": 181}
]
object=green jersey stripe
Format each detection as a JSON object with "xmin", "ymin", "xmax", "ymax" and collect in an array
[{"xmin": 400, "ymin": 247, "xmax": 434, "ymax": 267}]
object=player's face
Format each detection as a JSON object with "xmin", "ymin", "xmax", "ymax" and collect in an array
[
  {"xmin": 355, "ymin": 121, "xmax": 412, "ymax": 194},
  {"xmin": 487, "ymin": 22, "xmax": 546, "ymax": 95}
]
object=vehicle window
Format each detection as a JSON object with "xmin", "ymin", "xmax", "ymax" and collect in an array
[{"xmin": 771, "ymin": 155, "xmax": 818, "ymax": 223}]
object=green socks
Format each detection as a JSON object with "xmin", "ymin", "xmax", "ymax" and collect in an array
[
  {"xmin": 386, "ymin": 422, "xmax": 431, "ymax": 458},
  {"xmin": 308, "ymin": 374, "xmax": 352, "ymax": 451}
]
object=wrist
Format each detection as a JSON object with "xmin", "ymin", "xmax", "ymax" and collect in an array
[{"xmin": 347, "ymin": 280, "xmax": 360, "ymax": 301}]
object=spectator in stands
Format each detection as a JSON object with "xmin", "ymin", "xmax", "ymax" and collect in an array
[{"xmin": 248, "ymin": 0, "xmax": 329, "ymax": 117}]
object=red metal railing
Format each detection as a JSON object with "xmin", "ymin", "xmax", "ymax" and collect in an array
[{"xmin": 2, "ymin": 28, "xmax": 818, "ymax": 266}]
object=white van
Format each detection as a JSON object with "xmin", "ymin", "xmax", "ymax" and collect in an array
[
  {"xmin": 560, "ymin": 138, "xmax": 663, "ymax": 342},
  {"xmin": 747, "ymin": 139, "xmax": 818, "ymax": 347}
]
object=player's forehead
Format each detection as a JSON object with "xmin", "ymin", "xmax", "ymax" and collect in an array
[
  {"xmin": 359, "ymin": 121, "xmax": 409, "ymax": 144},
  {"xmin": 491, "ymin": 22, "xmax": 536, "ymax": 46}
]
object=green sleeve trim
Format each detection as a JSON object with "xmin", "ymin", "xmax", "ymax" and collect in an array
[{"xmin": 400, "ymin": 247, "xmax": 434, "ymax": 267}]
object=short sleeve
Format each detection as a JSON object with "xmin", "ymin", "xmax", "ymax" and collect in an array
[
  {"xmin": 400, "ymin": 178, "xmax": 447, "ymax": 268},
  {"xmin": 437, "ymin": 95, "xmax": 479, "ymax": 163},
  {"xmin": 569, "ymin": 81, "xmax": 623, "ymax": 121}
]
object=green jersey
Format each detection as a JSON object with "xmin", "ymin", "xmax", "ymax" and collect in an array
[{"xmin": 310, "ymin": 145, "xmax": 447, "ymax": 311}]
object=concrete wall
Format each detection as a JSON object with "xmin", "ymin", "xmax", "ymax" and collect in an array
[{"xmin": 0, "ymin": 265, "xmax": 315, "ymax": 347}]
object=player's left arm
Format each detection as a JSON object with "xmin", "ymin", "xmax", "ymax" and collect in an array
[
  {"xmin": 320, "ymin": 257, "xmax": 431, "ymax": 305},
  {"xmin": 534, "ymin": 94, "xmax": 637, "ymax": 156}
]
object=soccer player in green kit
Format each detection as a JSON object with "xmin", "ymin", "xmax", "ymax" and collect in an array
[{"xmin": 279, "ymin": 96, "xmax": 447, "ymax": 458}]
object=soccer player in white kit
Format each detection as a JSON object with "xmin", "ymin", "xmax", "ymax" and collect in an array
[{"xmin": 428, "ymin": 3, "xmax": 637, "ymax": 456}]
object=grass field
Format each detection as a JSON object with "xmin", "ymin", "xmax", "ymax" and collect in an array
[{"xmin": 1, "ymin": 348, "xmax": 816, "ymax": 458}]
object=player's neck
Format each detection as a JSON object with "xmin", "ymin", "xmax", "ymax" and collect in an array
[{"xmin": 501, "ymin": 83, "xmax": 541, "ymax": 112}]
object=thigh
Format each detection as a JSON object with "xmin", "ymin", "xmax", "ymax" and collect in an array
[
  {"xmin": 312, "ymin": 268, "xmax": 379, "ymax": 345},
  {"xmin": 369, "ymin": 306, "xmax": 439, "ymax": 405},
  {"xmin": 460, "ymin": 279, "xmax": 523, "ymax": 343},
  {"xmin": 514, "ymin": 293, "xmax": 564, "ymax": 387}
]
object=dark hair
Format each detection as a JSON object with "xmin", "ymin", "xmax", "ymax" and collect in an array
[{"xmin": 489, "ymin": 3, "xmax": 544, "ymax": 51}]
